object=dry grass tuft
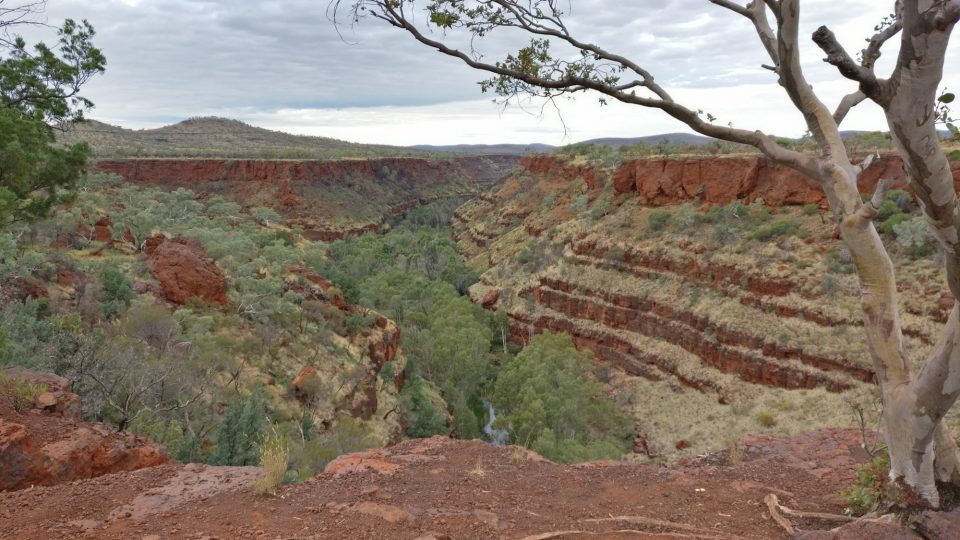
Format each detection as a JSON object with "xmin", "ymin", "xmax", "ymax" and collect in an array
[{"xmin": 254, "ymin": 427, "xmax": 289, "ymax": 495}]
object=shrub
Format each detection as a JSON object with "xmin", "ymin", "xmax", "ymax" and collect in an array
[
  {"xmin": 712, "ymin": 223, "xmax": 738, "ymax": 245},
  {"xmin": 492, "ymin": 333, "xmax": 631, "ymax": 463},
  {"xmin": 753, "ymin": 219, "xmax": 800, "ymax": 241},
  {"xmin": 802, "ymin": 203, "xmax": 819, "ymax": 216},
  {"xmin": 253, "ymin": 427, "xmax": 289, "ymax": 495},
  {"xmin": 648, "ymin": 209, "xmax": 671, "ymax": 232},
  {"xmin": 345, "ymin": 313, "xmax": 377, "ymax": 334},
  {"xmin": 570, "ymin": 194, "xmax": 589, "ymax": 214},
  {"xmin": 894, "ymin": 217, "xmax": 936, "ymax": 257},
  {"xmin": 885, "ymin": 189, "xmax": 913, "ymax": 213},
  {"xmin": 101, "ymin": 264, "xmax": 134, "ymax": 319},
  {"xmin": 881, "ymin": 213, "xmax": 908, "ymax": 236},
  {"xmin": 0, "ymin": 373, "xmax": 47, "ymax": 412},
  {"xmin": 590, "ymin": 196, "xmax": 613, "ymax": 221},
  {"xmin": 755, "ymin": 411, "xmax": 777, "ymax": 428},
  {"xmin": 210, "ymin": 394, "xmax": 266, "ymax": 466},
  {"xmin": 821, "ymin": 274, "xmax": 839, "ymax": 297},
  {"xmin": 826, "ymin": 248, "xmax": 855, "ymax": 274},
  {"xmin": 875, "ymin": 200, "xmax": 902, "ymax": 222},
  {"xmin": 842, "ymin": 450, "xmax": 889, "ymax": 515}
]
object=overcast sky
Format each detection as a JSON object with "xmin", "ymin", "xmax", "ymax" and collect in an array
[{"xmin": 13, "ymin": 0, "xmax": 960, "ymax": 146}]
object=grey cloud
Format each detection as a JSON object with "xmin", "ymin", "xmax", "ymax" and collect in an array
[{"xmin": 12, "ymin": 0, "xmax": 932, "ymax": 136}]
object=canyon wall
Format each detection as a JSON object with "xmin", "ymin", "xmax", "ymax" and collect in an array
[
  {"xmin": 522, "ymin": 153, "xmax": 960, "ymax": 208},
  {"xmin": 455, "ymin": 152, "xmax": 953, "ymax": 455},
  {"xmin": 95, "ymin": 155, "xmax": 519, "ymax": 241}
]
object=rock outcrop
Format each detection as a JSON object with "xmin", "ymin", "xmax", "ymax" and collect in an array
[
  {"xmin": 147, "ymin": 236, "xmax": 228, "ymax": 305},
  {"xmin": 611, "ymin": 153, "xmax": 960, "ymax": 207},
  {"xmin": 0, "ymin": 368, "xmax": 170, "ymax": 492}
]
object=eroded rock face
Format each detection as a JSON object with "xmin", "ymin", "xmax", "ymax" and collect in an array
[
  {"xmin": 148, "ymin": 236, "xmax": 228, "ymax": 305},
  {"xmin": 93, "ymin": 156, "xmax": 520, "ymax": 241},
  {"xmin": 609, "ymin": 153, "xmax": 960, "ymax": 207},
  {"xmin": 0, "ymin": 368, "xmax": 170, "ymax": 492}
]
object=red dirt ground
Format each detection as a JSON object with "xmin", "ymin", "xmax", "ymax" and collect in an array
[{"xmin": 1, "ymin": 429, "xmax": 882, "ymax": 539}]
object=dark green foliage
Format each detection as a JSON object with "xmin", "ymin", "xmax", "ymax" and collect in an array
[
  {"xmin": 314, "ymin": 229, "xmax": 478, "ymax": 299},
  {"xmin": 753, "ymin": 219, "xmax": 800, "ymax": 241},
  {"xmin": 881, "ymin": 213, "xmax": 909, "ymax": 236},
  {"xmin": 843, "ymin": 449, "xmax": 890, "ymax": 515},
  {"xmin": 344, "ymin": 313, "xmax": 377, "ymax": 334},
  {"xmin": 0, "ymin": 299, "xmax": 88, "ymax": 373},
  {"xmin": 648, "ymin": 209, "xmax": 671, "ymax": 232},
  {"xmin": 393, "ymin": 197, "xmax": 466, "ymax": 229},
  {"xmin": 209, "ymin": 393, "xmax": 267, "ymax": 466},
  {"xmin": 874, "ymin": 200, "xmax": 902, "ymax": 223},
  {"xmin": 492, "ymin": 333, "xmax": 631, "ymax": 463},
  {"xmin": 0, "ymin": 19, "xmax": 106, "ymax": 124},
  {"xmin": 570, "ymin": 194, "xmax": 588, "ymax": 214},
  {"xmin": 0, "ymin": 17, "xmax": 105, "ymax": 227},
  {"xmin": 0, "ymin": 107, "xmax": 89, "ymax": 227},
  {"xmin": 401, "ymin": 375, "xmax": 449, "ymax": 438},
  {"xmin": 590, "ymin": 195, "xmax": 613, "ymax": 221},
  {"xmin": 711, "ymin": 223, "xmax": 738, "ymax": 245},
  {"xmin": 826, "ymin": 248, "xmax": 855, "ymax": 274},
  {"xmin": 100, "ymin": 264, "xmax": 134, "ymax": 319}
]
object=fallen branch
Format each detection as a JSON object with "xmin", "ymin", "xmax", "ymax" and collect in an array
[
  {"xmin": 766, "ymin": 494, "xmax": 857, "ymax": 523},
  {"xmin": 765, "ymin": 494, "xmax": 796, "ymax": 534},
  {"xmin": 522, "ymin": 531, "xmax": 738, "ymax": 540},
  {"xmin": 584, "ymin": 516, "xmax": 748, "ymax": 539}
]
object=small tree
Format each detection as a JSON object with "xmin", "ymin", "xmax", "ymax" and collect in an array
[
  {"xmin": 0, "ymin": 6, "xmax": 105, "ymax": 227},
  {"xmin": 338, "ymin": 0, "xmax": 960, "ymax": 507},
  {"xmin": 100, "ymin": 264, "xmax": 133, "ymax": 319}
]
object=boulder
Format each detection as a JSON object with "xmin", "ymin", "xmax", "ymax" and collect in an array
[
  {"xmin": 1, "ymin": 368, "xmax": 169, "ymax": 491},
  {"xmin": 148, "ymin": 237, "xmax": 228, "ymax": 305},
  {"xmin": 3, "ymin": 367, "xmax": 80, "ymax": 420}
]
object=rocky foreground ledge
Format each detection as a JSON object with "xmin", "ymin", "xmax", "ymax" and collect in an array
[
  {"xmin": 3, "ymin": 368, "xmax": 959, "ymax": 539},
  {"xmin": 5, "ymin": 422, "xmax": 957, "ymax": 539},
  {"xmin": 0, "ymin": 368, "xmax": 169, "ymax": 492}
]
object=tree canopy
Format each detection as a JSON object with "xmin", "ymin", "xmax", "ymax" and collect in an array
[{"xmin": 0, "ymin": 4, "xmax": 105, "ymax": 226}]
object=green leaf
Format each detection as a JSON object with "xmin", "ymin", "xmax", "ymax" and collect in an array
[{"xmin": 939, "ymin": 92, "xmax": 956, "ymax": 104}]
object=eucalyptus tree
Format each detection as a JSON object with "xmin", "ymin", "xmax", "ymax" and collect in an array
[{"xmin": 335, "ymin": 0, "xmax": 960, "ymax": 507}]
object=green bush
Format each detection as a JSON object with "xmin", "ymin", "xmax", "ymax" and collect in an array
[
  {"xmin": 209, "ymin": 393, "xmax": 267, "ymax": 466},
  {"xmin": 570, "ymin": 194, "xmax": 589, "ymax": 214},
  {"xmin": 101, "ymin": 264, "xmax": 134, "ymax": 319},
  {"xmin": 401, "ymin": 376, "xmax": 449, "ymax": 438},
  {"xmin": 590, "ymin": 196, "xmax": 613, "ymax": 221},
  {"xmin": 802, "ymin": 203, "xmax": 819, "ymax": 216},
  {"xmin": 648, "ymin": 209, "xmax": 671, "ymax": 232},
  {"xmin": 894, "ymin": 217, "xmax": 936, "ymax": 257},
  {"xmin": 881, "ymin": 213, "xmax": 908, "ymax": 236},
  {"xmin": 874, "ymin": 200, "xmax": 902, "ymax": 222},
  {"xmin": 0, "ymin": 372, "xmax": 47, "ymax": 412},
  {"xmin": 712, "ymin": 223, "xmax": 738, "ymax": 245},
  {"xmin": 492, "ymin": 332, "xmax": 631, "ymax": 463},
  {"xmin": 843, "ymin": 450, "xmax": 889, "ymax": 515},
  {"xmin": 753, "ymin": 219, "xmax": 800, "ymax": 241}
]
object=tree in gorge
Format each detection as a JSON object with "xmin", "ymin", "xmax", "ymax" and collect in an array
[
  {"xmin": 0, "ymin": 1, "xmax": 105, "ymax": 227},
  {"xmin": 335, "ymin": 0, "xmax": 960, "ymax": 508}
]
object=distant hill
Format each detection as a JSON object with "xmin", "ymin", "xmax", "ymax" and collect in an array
[
  {"xmin": 57, "ymin": 117, "xmax": 435, "ymax": 160},
  {"xmin": 412, "ymin": 143, "xmax": 555, "ymax": 155}
]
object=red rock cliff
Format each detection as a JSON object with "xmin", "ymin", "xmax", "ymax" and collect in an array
[{"xmin": 608, "ymin": 153, "xmax": 960, "ymax": 206}]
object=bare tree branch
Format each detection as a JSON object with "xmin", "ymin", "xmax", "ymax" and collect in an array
[
  {"xmin": 812, "ymin": 26, "xmax": 883, "ymax": 102},
  {"xmin": 833, "ymin": 90, "xmax": 867, "ymax": 125}
]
